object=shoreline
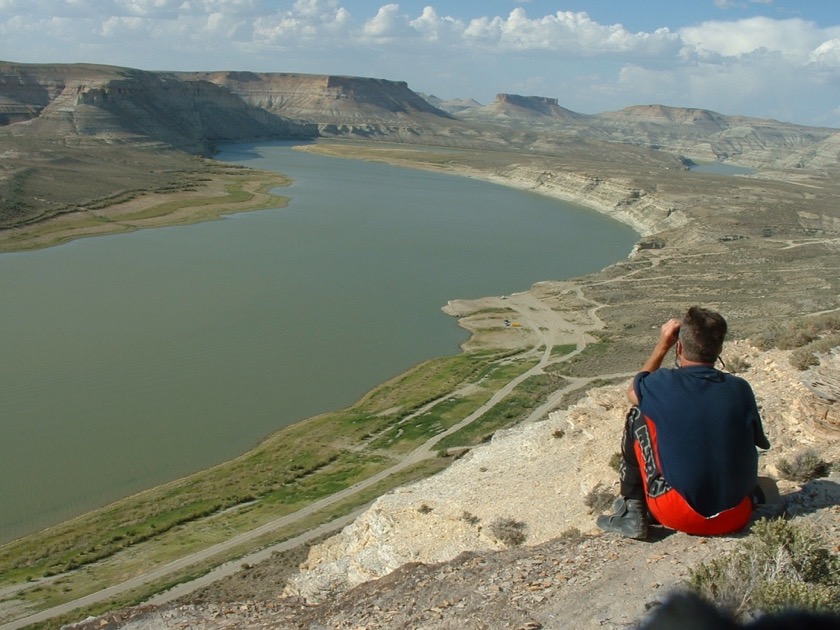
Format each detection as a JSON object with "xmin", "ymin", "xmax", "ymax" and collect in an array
[
  {"xmin": 0, "ymin": 143, "xmax": 635, "ymax": 545},
  {"xmin": 0, "ymin": 142, "xmax": 667, "ymax": 542},
  {"xmin": 0, "ymin": 167, "xmax": 291, "ymax": 254},
  {"xmin": 293, "ymin": 141, "xmax": 689, "ymax": 238},
  {"xmin": 0, "ymin": 139, "xmax": 768, "ymax": 547},
  {"xmin": 3, "ymin": 141, "xmax": 840, "ymax": 627}
]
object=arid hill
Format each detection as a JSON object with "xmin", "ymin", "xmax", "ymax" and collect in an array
[
  {"xmin": 0, "ymin": 62, "xmax": 313, "ymax": 152},
  {"xmin": 444, "ymin": 93, "xmax": 838, "ymax": 165},
  {"xmin": 467, "ymin": 93, "xmax": 584, "ymax": 121},
  {"xmin": 179, "ymin": 72, "xmax": 451, "ymax": 123}
]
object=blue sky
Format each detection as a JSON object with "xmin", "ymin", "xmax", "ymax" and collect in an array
[{"xmin": 3, "ymin": 1, "xmax": 840, "ymax": 127}]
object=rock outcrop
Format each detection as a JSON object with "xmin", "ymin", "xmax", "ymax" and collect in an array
[
  {"xmin": 450, "ymin": 163, "xmax": 688, "ymax": 237},
  {"xmin": 180, "ymin": 71, "xmax": 455, "ymax": 139},
  {"xmin": 283, "ymin": 341, "xmax": 839, "ymax": 611},
  {"xmin": 488, "ymin": 93, "xmax": 583, "ymax": 120},
  {"xmin": 591, "ymin": 104, "xmax": 837, "ymax": 165},
  {"xmin": 0, "ymin": 62, "xmax": 314, "ymax": 154}
]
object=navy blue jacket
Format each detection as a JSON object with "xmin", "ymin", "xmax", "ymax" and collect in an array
[{"xmin": 634, "ymin": 366, "xmax": 770, "ymax": 517}]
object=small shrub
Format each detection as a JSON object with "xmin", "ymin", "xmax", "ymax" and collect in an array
[
  {"xmin": 779, "ymin": 329, "xmax": 819, "ymax": 350},
  {"xmin": 461, "ymin": 511, "xmax": 480, "ymax": 526},
  {"xmin": 552, "ymin": 428, "xmax": 565, "ymax": 439},
  {"xmin": 584, "ymin": 483, "xmax": 615, "ymax": 514},
  {"xmin": 753, "ymin": 315, "xmax": 840, "ymax": 353},
  {"xmin": 726, "ymin": 355, "xmax": 751, "ymax": 374},
  {"xmin": 789, "ymin": 348, "xmax": 820, "ymax": 371},
  {"xmin": 752, "ymin": 327, "xmax": 781, "ymax": 351},
  {"xmin": 559, "ymin": 527, "xmax": 583, "ymax": 542},
  {"xmin": 608, "ymin": 452, "xmax": 622, "ymax": 472},
  {"xmin": 777, "ymin": 449, "xmax": 830, "ymax": 482},
  {"xmin": 488, "ymin": 517, "xmax": 527, "ymax": 547},
  {"xmin": 417, "ymin": 503, "xmax": 433, "ymax": 514},
  {"xmin": 688, "ymin": 518, "xmax": 840, "ymax": 618}
]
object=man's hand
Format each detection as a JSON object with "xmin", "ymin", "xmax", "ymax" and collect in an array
[
  {"xmin": 659, "ymin": 318, "xmax": 681, "ymax": 349},
  {"xmin": 627, "ymin": 317, "xmax": 682, "ymax": 405}
]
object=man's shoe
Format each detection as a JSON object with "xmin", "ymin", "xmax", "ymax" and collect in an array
[{"xmin": 596, "ymin": 497, "xmax": 649, "ymax": 539}]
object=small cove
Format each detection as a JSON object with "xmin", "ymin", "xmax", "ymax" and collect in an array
[{"xmin": 0, "ymin": 142, "xmax": 638, "ymax": 543}]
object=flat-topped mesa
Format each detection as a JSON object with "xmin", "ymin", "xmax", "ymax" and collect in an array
[
  {"xmin": 604, "ymin": 104, "xmax": 731, "ymax": 126},
  {"xmin": 180, "ymin": 71, "xmax": 454, "ymax": 125},
  {"xmin": 490, "ymin": 93, "xmax": 582, "ymax": 120},
  {"xmin": 0, "ymin": 62, "xmax": 315, "ymax": 153},
  {"xmin": 590, "ymin": 103, "xmax": 838, "ymax": 164}
]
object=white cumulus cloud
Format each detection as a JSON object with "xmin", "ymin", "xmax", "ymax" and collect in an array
[
  {"xmin": 810, "ymin": 38, "xmax": 840, "ymax": 66},
  {"xmin": 462, "ymin": 9, "xmax": 679, "ymax": 57},
  {"xmin": 1, "ymin": 2, "xmax": 840, "ymax": 125},
  {"xmin": 679, "ymin": 17, "xmax": 839, "ymax": 59}
]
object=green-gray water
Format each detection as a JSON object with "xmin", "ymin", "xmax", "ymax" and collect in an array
[{"xmin": 0, "ymin": 142, "xmax": 637, "ymax": 543}]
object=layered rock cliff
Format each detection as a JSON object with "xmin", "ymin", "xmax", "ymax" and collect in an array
[
  {"xmin": 590, "ymin": 104, "xmax": 837, "ymax": 164},
  {"xmin": 0, "ymin": 62, "xmax": 314, "ymax": 154},
  {"xmin": 180, "ymin": 71, "xmax": 456, "ymax": 139},
  {"xmin": 484, "ymin": 93, "xmax": 583, "ymax": 120}
]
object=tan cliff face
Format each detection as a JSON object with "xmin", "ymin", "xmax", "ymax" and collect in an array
[
  {"xmin": 0, "ymin": 63, "xmax": 315, "ymax": 154},
  {"xmin": 180, "ymin": 72, "xmax": 452, "ymax": 123},
  {"xmin": 488, "ymin": 93, "xmax": 583, "ymax": 120}
]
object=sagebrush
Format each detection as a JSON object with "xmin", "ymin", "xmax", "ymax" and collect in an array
[
  {"xmin": 488, "ymin": 517, "xmax": 527, "ymax": 547},
  {"xmin": 688, "ymin": 518, "xmax": 840, "ymax": 618},
  {"xmin": 777, "ymin": 449, "xmax": 831, "ymax": 482}
]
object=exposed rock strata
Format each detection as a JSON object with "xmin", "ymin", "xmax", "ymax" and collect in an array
[
  {"xmin": 180, "ymin": 71, "xmax": 455, "ymax": 139},
  {"xmin": 449, "ymin": 164, "xmax": 689, "ymax": 237},
  {"xmin": 486, "ymin": 93, "xmax": 583, "ymax": 120},
  {"xmin": 0, "ymin": 63, "xmax": 314, "ymax": 154},
  {"xmin": 3, "ymin": 60, "xmax": 840, "ymax": 232}
]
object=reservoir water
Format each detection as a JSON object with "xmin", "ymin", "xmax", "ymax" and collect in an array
[{"xmin": 0, "ymin": 142, "xmax": 637, "ymax": 543}]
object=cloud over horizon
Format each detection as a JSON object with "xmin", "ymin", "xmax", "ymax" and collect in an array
[{"xmin": 2, "ymin": 1, "xmax": 840, "ymax": 126}]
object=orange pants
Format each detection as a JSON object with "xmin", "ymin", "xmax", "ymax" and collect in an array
[{"xmin": 622, "ymin": 406, "xmax": 752, "ymax": 536}]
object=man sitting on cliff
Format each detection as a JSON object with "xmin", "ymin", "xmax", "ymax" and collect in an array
[{"xmin": 597, "ymin": 306, "xmax": 771, "ymax": 539}]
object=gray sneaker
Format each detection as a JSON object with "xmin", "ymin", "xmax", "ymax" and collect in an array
[{"xmin": 596, "ymin": 497, "xmax": 649, "ymax": 539}]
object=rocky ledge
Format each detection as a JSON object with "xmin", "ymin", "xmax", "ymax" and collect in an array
[{"xmin": 70, "ymin": 340, "xmax": 840, "ymax": 629}]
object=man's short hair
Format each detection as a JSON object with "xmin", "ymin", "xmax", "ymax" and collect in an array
[{"xmin": 680, "ymin": 306, "xmax": 727, "ymax": 363}]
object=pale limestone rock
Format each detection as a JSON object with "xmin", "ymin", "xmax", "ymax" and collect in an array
[{"xmin": 286, "ymin": 340, "xmax": 840, "ymax": 604}]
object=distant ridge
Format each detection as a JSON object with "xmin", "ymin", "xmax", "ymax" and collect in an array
[
  {"xmin": 0, "ymin": 61, "xmax": 313, "ymax": 154},
  {"xmin": 453, "ymin": 93, "xmax": 584, "ymax": 122},
  {"xmin": 601, "ymin": 104, "xmax": 731, "ymax": 126},
  {"xmin": 180, "ymin": 71, "xmax": 454, "ymax": 125},
  {"xmin": 2, "ymin": 59, "xmax": 840, "ymax": 228},
  {"xmin": 419, "ymin": 93, "xmax": 483, "ymax": 115},
  {"xmin": 490, "ymin": 93, "xmax": 583, "ymax": 120}
]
